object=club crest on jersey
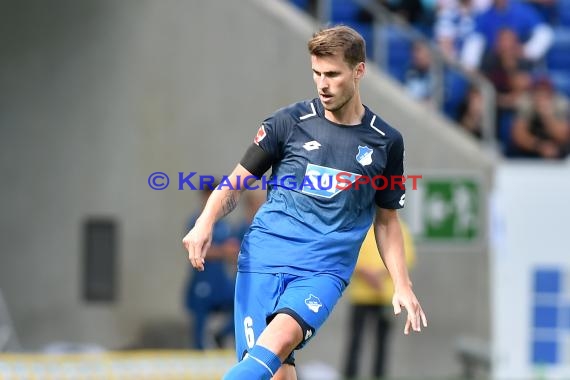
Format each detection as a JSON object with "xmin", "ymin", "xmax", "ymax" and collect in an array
[
  {"xmin": 356, "ymin": 145, "xmax": 373, "ymax": 166},
  {"xmin": 253, "ymin": 125, "xmax": 267, "ymax": 145},
  {"xmin": 301, "ymin": 163, "xmax": 360, "ymax": 198},
  {"xmin": 305, "ymin": 294, "xmax": 322, "ymax": 313}
]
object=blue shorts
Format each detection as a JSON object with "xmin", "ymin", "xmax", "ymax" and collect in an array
[{"xmin": 233, "ymin": 271, "xmax": 345, "ymax": 364}]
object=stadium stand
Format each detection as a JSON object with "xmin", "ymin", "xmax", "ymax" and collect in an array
[{"xmin": 290, "ymin": 0, "xmax": 569, "ymax": 158}]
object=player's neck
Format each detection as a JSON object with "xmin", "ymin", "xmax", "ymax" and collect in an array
[{"xmin": 324, "ymin": 95, "xmax": 365, "ymax": 126}]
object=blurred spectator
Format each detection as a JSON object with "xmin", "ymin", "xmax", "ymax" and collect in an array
[
  {"xmin": 480, "ymin": 28, "xmax": 533, "ymax": 142},
  {"xmin": 460, "ymin": 0, "xmax": 553, "ymax": 70},
  {"xmin": 510, "ymin": 75, "xmax": 570, "ymax": 158},
  {"xmin": 183, "ymin": 184, "xmax": 240, "ymax": 350},
  {"xmin": 457, "ymin": 85, "xmax": 484, "ymax": 138},
  {"xmin": 343, "ymin": 222, "xmax": 416, "ymax": 380},
  {"xmin": 434, "ymin": 0, "xmax": 479, "ymax": 61},
  {"xmin": 438, "ymin": 0, "xmax": 492, "ymax": 13},
  {"xmin": 404, "ymin": 41, "xmax": 435, "ymax": 103}
]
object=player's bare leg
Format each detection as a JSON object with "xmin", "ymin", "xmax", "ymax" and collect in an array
[
  {"xmin": 223, "ymin": 313, "xmax": 303, "ymax": 379},
  {"xmin": 256, "ymin": 313, "xmax": 303, "ymax": 380}
]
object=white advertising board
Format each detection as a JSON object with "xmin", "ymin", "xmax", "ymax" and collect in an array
[{"xmin": 491, "ymin": 162, "xmax": 570, "ymax": 379}]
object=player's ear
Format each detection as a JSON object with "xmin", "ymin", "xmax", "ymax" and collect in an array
[{"xmin": 354, "ymin": 62, "xmax": 365, "ymax": 80}]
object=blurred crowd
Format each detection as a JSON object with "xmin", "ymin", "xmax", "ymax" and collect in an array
[
  {"xmin": 295, "ymin": 0, "xmax": 570, "ymax": 159},
  {"xmin": 432, "ymin": 0, "xmax": 569, "ymax": 159}
]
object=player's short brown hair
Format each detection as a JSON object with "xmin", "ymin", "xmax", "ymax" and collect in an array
[{"xmin": 307, "ymin": 25, "xmax": 366, "ymax": 68}]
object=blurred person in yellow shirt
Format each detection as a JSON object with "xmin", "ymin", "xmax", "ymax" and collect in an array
[{"xmin": 343, "ymin": 222, "xmax": 416, "ymax": 379}]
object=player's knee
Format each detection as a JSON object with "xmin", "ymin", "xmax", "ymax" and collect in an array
[
  {"xmin": 270, "ymin": 309, "xmax": 315, "ymax": 350},
  {"xmin": 266, "ymin": 314, "xmax": 304, "ymax": 351},
  {"xmin": 278, "ymin": 331, "xmax": 301, "ymax": 352}
]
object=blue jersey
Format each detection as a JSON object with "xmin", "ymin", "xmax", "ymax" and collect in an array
[
  {"xmin": 475, "ymin": 1, "xmax": 543, "ymax": 48},
  {"xmin": 238, "ymin": 99, "xmax": 405, "ymax": 284}
]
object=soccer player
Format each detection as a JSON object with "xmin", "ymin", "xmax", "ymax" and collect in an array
[{"xmin": 183, "ymin": 25, "xmax": 427, "ymax": 380}]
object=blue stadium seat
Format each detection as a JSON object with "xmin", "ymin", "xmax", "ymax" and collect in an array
[
  {"xmin": 330, "ymin": 0, "xmax": 363, "ymax": 22},
  {"xmin": 443, "ymin": 70, "xmax": 469, "ymax": 121},
  {"xmin": 287, "ymin": 0, "xmax": 374, "ymax": 59},
  {"xmin": 546, "ymin": 27, "xmax": 570, "ymax": 71},
  {"xmin": 380, "ymin": 26, "xmax": 412, "ymax": 82},
  {"xmin": 557, "ymin": 0, "xmax": 570, "ymax": 26},
  {"xmin": 343, "ymin": 21, "xmax": 374, "ymax": 59},
  {"xmin": 550, "ymin": 70, "xmax": 570, "ymax": 97}
]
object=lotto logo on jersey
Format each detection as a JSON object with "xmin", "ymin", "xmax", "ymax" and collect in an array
[{"xmin": 301, "ymin": 163, "xmax": 360, "ymax": 198}]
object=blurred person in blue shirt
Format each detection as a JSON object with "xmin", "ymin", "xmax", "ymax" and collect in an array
[
  {"xmin": 435, "ymin": 0, "xmax": 480, "ymax": 61},
  {"xmin": 460, "ymin": 0, "xmax": 553, "ymax": 70},
  {"xmin": 184, "ymin": 183, "xmax": 240, "ymax": 350},
  {"xmin": 404, "ymin": 41, "xmax": 435, "ymax": 104}
]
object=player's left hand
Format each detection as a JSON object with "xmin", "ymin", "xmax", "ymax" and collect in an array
[{"xmin": 392, "ymin": 286, "xmax": 427, "ymax": 335}]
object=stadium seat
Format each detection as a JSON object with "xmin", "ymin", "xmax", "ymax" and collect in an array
[
  {"xmin": 550, "ymin": 70, "xmax": 570, "ymax": 97},
  {"xmin": 557, "ymin": 0, "xmax": 570, "ymax": 26},
  {"xmin": 443, "ymin": 70, "xmax": 469, "ymax": 121},
  {"xmin": 343, "ymin": 21, "xmax": 374, "ymax": 59},
  {"xmin": 546, "ymin": 27, "xmax": 570, "ymax": 71},
  {"xmin": 379, "ymin": 25, "xmax": 412, "ymax": 82},
  {"xmin": 329, "ymin": 0, "xmax": 363, "ymax": 22},
  {"xmin": 287, "ymin": 0, "xmax": 374, "ymax": 59}
]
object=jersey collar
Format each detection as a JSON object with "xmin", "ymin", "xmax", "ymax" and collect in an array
[{"xmin": 313, "ymin": 98, "xmax": 373, "ymax": 128}]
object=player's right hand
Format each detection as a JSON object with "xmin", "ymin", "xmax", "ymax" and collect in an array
[
  {"xmin": 182, "ymin": 221, "xmax": 213, "ymax": 271},
  {"xmin": 392, "ymin": 286, "xmax": 428, "ymax": 335}
]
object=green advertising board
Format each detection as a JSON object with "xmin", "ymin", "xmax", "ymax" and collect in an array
[{"xmin": 408, "ymin": 176, "xmax": 480, "ymax": 241}]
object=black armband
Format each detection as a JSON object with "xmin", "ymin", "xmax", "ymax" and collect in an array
[{"xmin": 240, "ymin": 143, "xmax": 273, "ymax": 178}]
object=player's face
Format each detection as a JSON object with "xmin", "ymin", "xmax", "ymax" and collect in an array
[{"xmin": 311, "ymin": 53, "xmax": 364, "ymax": 113}]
